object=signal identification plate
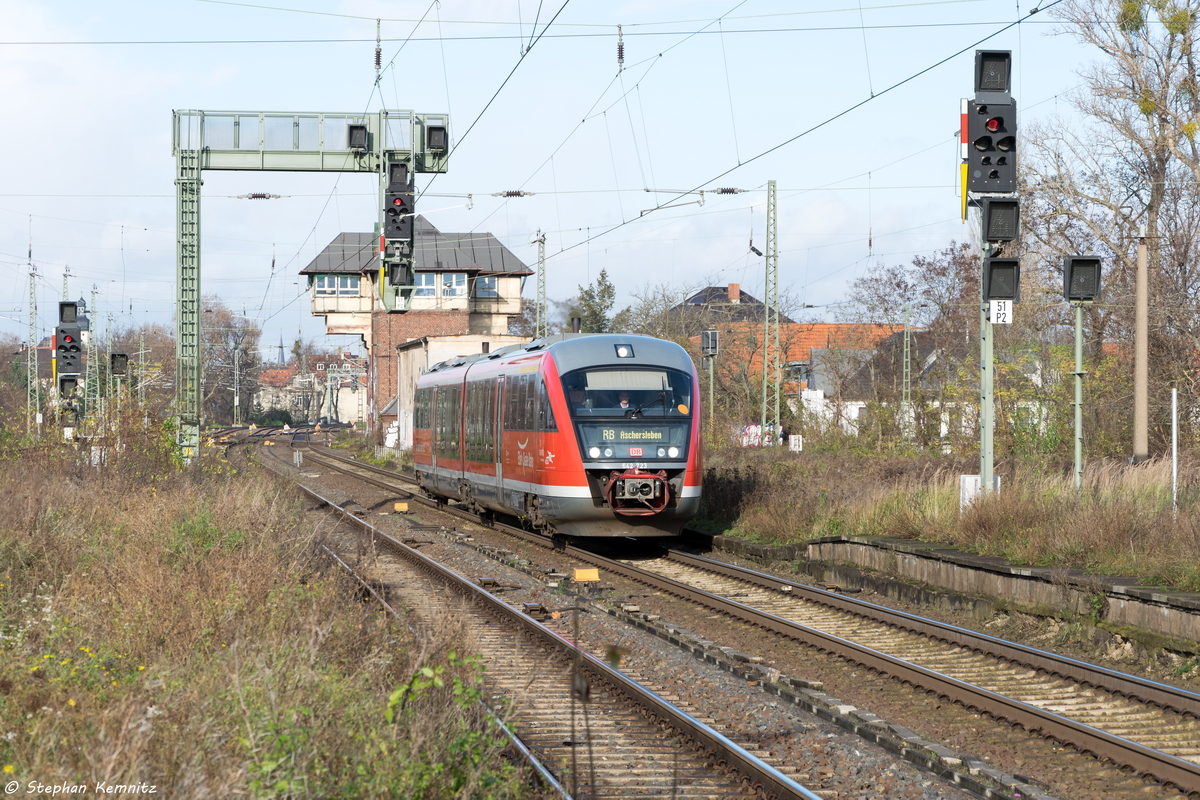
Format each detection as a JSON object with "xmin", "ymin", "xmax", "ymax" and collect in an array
[{"xmin": 990, "ymin": 300, "xmax": 1012, "ymax": 325}]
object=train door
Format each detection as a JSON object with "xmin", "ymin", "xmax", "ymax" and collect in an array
[
  {"xmin": 429, "ymin": 386, "xmax": 439, "ymax": 474},
  {"xmin": 495, "ymin": 375, "xmax": 506, "ymax": 501}
]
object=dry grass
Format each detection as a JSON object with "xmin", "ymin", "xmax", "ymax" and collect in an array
[
  {"xmin": 0, "ymin": 417, "xmax": 532, "ymax": 798},
  {"xmin": 699, "ymin": 446, "xmax": 1200, "ymax": 591},
  {"xmin": 956, "ymin": 458, "xmax": 1200, "ymax": 591}
]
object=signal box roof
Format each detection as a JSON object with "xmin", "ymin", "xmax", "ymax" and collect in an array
[{"xmin": 299, "ymin": 218, "xmax": 532, "ymax": 277}]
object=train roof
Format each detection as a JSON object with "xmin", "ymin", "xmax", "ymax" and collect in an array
[{"xmin": 423, "ymin": 333, "xmax": 696, "ymax": 377}]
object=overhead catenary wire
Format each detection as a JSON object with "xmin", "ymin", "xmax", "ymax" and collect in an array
[
  {"xmin": 1, "ymin": 0, "xmax": 1087, "ymax": 343},
  {"xmin": 418, "ymin": 0, "xmax": 574, "ymax": 204},
  {"xmin": 0, "ymin": 18, "xmax": 1076, "ymax": 48},
  {"xmin": 541, "ymin": 1, "xmax": 1061, "ymax": 267},
  {"xmin": 190, "ymin": 0, "xmax": 992, "ymax": 27}
]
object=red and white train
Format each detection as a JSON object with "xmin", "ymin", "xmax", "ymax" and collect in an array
[{"xmin": 413, "ymin": 333, "xmax": 702, "ymax": 537}]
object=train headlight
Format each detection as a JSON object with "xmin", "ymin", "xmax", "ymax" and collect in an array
[
  {"xmin": 589, "ymin": 447, "xmax": 600, "ymax": 458},
  {"xmin": 657, "ymin": 447, "xmax": 666, "ymax": 457},
  {"xmin": 603, "ymin": 447, "xmax": 613, "ymax": 457},
  {"xmin": 668, "ymin": 446, "xmax": 679, "ymax": 458}
]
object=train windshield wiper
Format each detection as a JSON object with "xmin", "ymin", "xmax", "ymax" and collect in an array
[{"xmin": 626, "ymin": 391, "xmax": 666, "ymax": 418}]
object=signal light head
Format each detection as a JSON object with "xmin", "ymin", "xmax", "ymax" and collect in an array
[
  {"xmin": 426, "ymin": 124, "xmax": 447, "ymax": 151},
  {"xmin": 1064, "ymin": 256, "xmax": 1102, "ymax": 302},
  {"xmin": 347, "ymin": 123, "xmax": 368, "ymax": 150},
  {"xmin": 974, "ymin": 50, "xmax": 1012, "ymax": 103}
]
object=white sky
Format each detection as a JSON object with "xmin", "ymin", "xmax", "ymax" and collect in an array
[{"xmin": 0, "ymin": 0, "xmax": 1092, "ymax": 358}]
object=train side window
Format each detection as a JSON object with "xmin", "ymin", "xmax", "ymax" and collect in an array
[
  {"xmin": 415, "ymin": 388, "xmax": 431, "ymax": 429},
  {"xmin": 465, "ymin": 378, "xmax": 497, "ymax": 462},
  {"xmin": 464, "ymin": 382, "xmax": 479, "ymax": 461},
  {"xmin": 436, "ymin": 386, "xmax": 462, "ymax": 460},
  {"xmin": 449, "ymin": 386, "xmax": 461, "ymax": 454},
  {"xmin": 504, "ymin": 376, "xmax": 517, "ymax": 430},
  {"xmin": 506, "ymin": 373, "xmax": 533, "ymax": 431},
  {"xmin": 481, "ymin": 381, "xmax": 491, "ymax": 460},
  {"xmin": 538, "ymin": 382, "xmax": 557, "ymax": 432},
  {"xmin": 521, "ymin": 375, "xmax": 535, "ymax": 430}
]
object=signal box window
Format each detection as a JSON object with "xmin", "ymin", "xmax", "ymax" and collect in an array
[
  {"xmin": 314, "ymin": 274, "xmax": 360, "ymax": 296},
  {"xmin": 414, "ymin": 273, "xmax": 437, "ymax": 297},
  {"xmin": 475, "ymin": 276, "xmax": 499, "ymax": 298},
  {"xmin": 442, "ymin": 273, "xmax": 467, "ymax": 298}
]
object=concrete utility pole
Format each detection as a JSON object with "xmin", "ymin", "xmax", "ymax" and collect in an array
[{"xmin": 1133, "ymin": 229, "xmax": 1148, "ymax": 463}]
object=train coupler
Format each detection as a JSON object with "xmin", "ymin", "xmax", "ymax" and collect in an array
[{"xmin": 605, "ymin": 468, "xmax": 670, "ymax": 515}]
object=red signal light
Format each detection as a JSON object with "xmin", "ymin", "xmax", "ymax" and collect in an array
[
  {"xmin": 986, "ymin": 117, "xmax": 1002, "ymax": 132},
  {"xmin": 392, "ymin": 197, "xmax": 406, "ymax": 207},
  {"xmin": 62, "ymin": 335, "xmax": 75, "ymax": 343}
]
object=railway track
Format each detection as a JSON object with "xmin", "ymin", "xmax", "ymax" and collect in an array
[
  {"xmin": 291, "ymin": 442, "xmax": 1200, "ymax": 797},
  {"xmin": 295, "ymin": 479, "xmax": 822, "ymax": 799}
]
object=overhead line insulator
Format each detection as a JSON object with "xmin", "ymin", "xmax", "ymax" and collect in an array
[{"xmin": 493, "ymin": 190, "xmax": 534, "ymax": 198}]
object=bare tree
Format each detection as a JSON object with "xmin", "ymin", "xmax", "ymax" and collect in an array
[
  {"xmin": 1022, "ymin": 0, "xmax": 1200, "ymax": 453},
  {"xmin": 201, "ymin": 297, "xmax": 261, "ymax": 425}
]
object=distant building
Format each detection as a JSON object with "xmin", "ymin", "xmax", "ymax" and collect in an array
[
  {"xmin": 253, "ymin": 353, "xmax": 367, "ymax": 425},
  {"xmin": 673, "ymin": 282, "xmax": 797, "ymax": 323}
]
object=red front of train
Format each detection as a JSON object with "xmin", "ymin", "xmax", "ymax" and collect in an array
[{"xmin": 412, "ymin": 333, "xmax": 702, "ymax": 537}]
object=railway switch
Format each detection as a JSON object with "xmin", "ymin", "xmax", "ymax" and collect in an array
[{"xmin": 521, "ymin": 602, "xmax": 548, "ymax": 620}]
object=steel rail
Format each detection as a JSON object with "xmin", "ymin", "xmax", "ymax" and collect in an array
[
  {"xmin": 298, "ymin": 444, "xmax": 1200, "ymax": 793},
  {"xmin": 666, "ymin": 550, "xmax": 1200, "ymax": 718},
  {"xmin": 295, "ymin": 480, "xmax": 822, "ymax": 800},
  {"xmin": 306, "ymin": 443, "xmax": 1200, "ymax": 715},
  {"xmin": 563, "ymin": 549, "xmax": 1200, "ymax": 794}
]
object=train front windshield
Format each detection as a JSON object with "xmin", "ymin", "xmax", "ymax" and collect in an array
[{"xmin": 561, "ymin": 367, "xmax": 693, "ymax": 463}]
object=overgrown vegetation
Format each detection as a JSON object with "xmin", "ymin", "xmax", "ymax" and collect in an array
[
  {"xmin": 698, "ymin": 442, "xmax": 1200, "ymax": 593},
  {"xmin": 0, "ymin": 416, "xmax": 531, "ymax": 797}
]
